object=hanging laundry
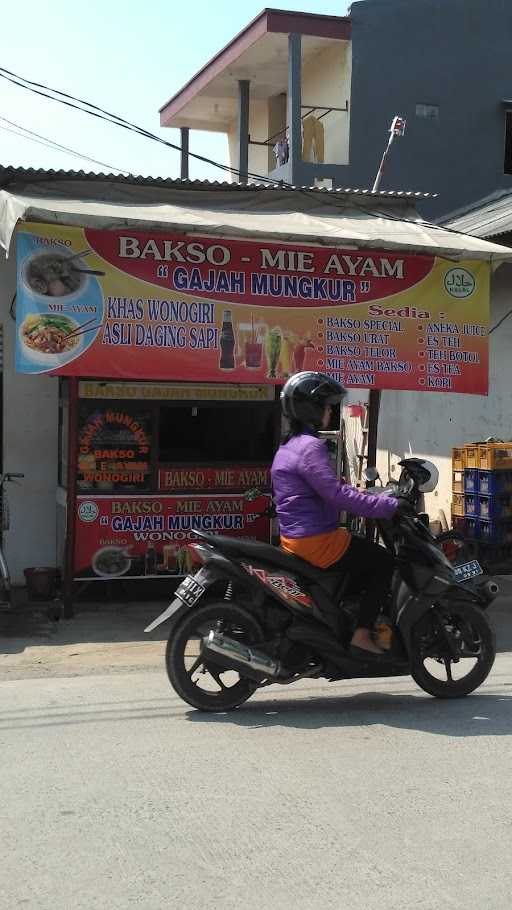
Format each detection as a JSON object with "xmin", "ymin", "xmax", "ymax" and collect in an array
[
  {"xmin": 302, "ymin": 116, "xmax": 325, "ymax": 163},
  {"xmin": 273, "ymin": 138, "xmax": 289, "ymax": 167}
]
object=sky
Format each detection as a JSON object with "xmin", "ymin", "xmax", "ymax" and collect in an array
[{"xmin": 0, "ymin": 0, "xmax": 350, "ymax": 182}]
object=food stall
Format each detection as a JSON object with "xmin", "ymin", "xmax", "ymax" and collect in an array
[
  {"xmin": 13, "ymin": 209, "xmax": 496, "ymax": 612},
  {"xmin": 62, "ymin": 379, "xmax": 277, "ymax": 595}
]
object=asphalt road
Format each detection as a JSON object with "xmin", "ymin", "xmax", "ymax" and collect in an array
[{"xmin": 2, "ymin": 638, "xmax": 512, "ymax": 910}]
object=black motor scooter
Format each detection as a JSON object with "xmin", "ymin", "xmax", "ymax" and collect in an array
[{"xmin": 146, "ymin": 461, "xmax": 497, "ymax": 712}]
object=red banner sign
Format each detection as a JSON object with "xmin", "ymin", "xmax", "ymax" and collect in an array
[
  {"xmin": 16, "ymin": 224, "xmax": 491, "ymax": 395},
  {"xmin": 74, "ymin": 493, "xmax": 271, "ymax": 579},
  {"xmin": 158, "ymin": 465, "xmax": 271, "ymax": 492}
]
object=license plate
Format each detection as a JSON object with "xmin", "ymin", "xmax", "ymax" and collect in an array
[
  {"xmin": 454, "ymin": 560, "xmax": 483, "ymax": 583},
  {"xmin": 175, "ymin": 575, "xmax": 205, "ymax": 607}
]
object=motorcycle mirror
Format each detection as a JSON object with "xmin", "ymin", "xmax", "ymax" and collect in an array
[{"xmin": 364, "ymin": 467, "xmax": 380, "ymax": 483}]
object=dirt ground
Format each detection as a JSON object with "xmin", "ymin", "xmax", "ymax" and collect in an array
[{"xmin": 0, "ymin": 601, "xmax": 169, "ymax": 680}]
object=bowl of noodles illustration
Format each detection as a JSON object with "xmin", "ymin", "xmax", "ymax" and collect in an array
[
  {"xmin": 92, "ymin": 546, "xmax": 132, "ymax": 578},
  {"xmin": 19, "ymin": 313, "xmax": 86, "ymax": 368}
]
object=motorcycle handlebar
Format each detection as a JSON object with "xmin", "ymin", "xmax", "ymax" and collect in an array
[{"xmin": 398, "ymin": 513, "xmax": 436, "ymax": 541}]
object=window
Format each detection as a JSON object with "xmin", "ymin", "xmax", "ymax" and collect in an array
[
  {"xmin": 416, "ymin": 103, "xmax": 439, "ymax": 120},
  {"xmin": 158, "ymin": 402, "xmax": 277, "ymax": 465},
  {"xmin": 504, "ymin": 112, "xmax": 512, "ymax": 175}
]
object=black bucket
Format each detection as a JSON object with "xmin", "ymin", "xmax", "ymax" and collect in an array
[{"xmin": 24, "ymin": 567, "xmax": 59, "ymax": 602}]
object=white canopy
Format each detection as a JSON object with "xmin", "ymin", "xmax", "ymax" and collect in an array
[{"xmin": 2, "ymin": 182, "xmax": 512, "ymax": 262}]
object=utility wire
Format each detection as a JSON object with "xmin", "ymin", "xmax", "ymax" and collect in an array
[
  {"xmin": 489, "ymin": 309, "xmax": 512, "ymax": 335},
  {"xmin": 0, "ymin": 65, "xmax": 487, "ymax": 240},
  {"xmin": 0, "ymin": 115, "xmax": 129, "ymax": 174},
  {"xmin": 0, "ymin": 65, "xmax": 271, "ymax": 184},
  {"xmin": 3, "ymin": 66, "xmax": 508, "ymax": 339}
]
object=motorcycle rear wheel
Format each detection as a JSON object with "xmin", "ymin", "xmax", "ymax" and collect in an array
[
  {"xmin": 166, "ymin": 601, "xmax": 263, "ymax": 712},
  {"xmin": 411, "ymin": 600, "xmax": 495, "ymax": 698}
]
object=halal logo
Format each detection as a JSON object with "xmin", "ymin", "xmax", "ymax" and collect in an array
[
  {"xmin": 78, "ymin": 501, "xmax": 99, "ymax": 522},
  {"xmin": 444, "ymin": 268, "xmax": 476, "ymax": 299}
]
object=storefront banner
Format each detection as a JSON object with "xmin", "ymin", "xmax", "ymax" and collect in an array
[
  {"xmin": 16, "ymin": 223, "xmax": 490, "ymax": 394},
  {"xmin": 74, "ymin": 493, "xmax": 271, "ymax": 579},
  {"xmin": 158, "ymin": 465, "xmax": 271, "ymax": 492}
]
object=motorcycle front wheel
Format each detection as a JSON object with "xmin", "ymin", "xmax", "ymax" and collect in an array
[
  {"xmin": 166, "ymin": 601, "xmax": 264, "ymax": 712},
  {"xmin": 411, "ymin": 599, "xmax": 495, "ymax": 698}
]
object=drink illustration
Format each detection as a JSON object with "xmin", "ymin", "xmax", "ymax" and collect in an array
[
  {"xmin": 245, "ymin": 339, "xmax": 263, "ymax": 368},
  {"xmin": 293, "ymin": 335, "xmax": 314, "ymax": 372},
  {"xmin": 245, "ymin": 314, "xmax": 263, "ymax": 369},
  {"xmin": 266, "ymin": 327, "xmax": 282, "ymax": 378},
  {"xmin": 145, "ymin": 543, "xmax": 157, "ymax": 575},
  {"xmin": 176, "ymin": 546, "xmax": 193, "ymax": 574},
  {"xmin": 280, "ymin": 332, "xmax": 295, "ymax": 377},
  {"xmin": 162, "ymin": 544, "xmax": 176, "ymax": 571},
  {"xmin": 219, "ymin": 309, "xmax": 236, "ymax": 370},
  {"xmin": 236, "ymin": 323, "xmax": 252, "ymax": 365}
]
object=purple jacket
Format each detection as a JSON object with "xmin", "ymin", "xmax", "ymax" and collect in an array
[{"xmin": 271, "ymin": 432, "xmax": 398, "ymax": 539}]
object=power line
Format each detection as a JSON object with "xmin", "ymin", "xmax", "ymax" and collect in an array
[
  {"xmin": 0, "ymin": 115, "xmax": 129, "ymax": 174},
  {"xmin": 0, "ymin": 64, "xmax": 477, "ymax": 240},
  {"xmin": 0, "ymin": 64, "xmax": 271, "ymax": 184}
]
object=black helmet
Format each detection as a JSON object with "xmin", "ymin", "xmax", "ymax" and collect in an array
[{"xmin": 281, "ymin": 371, "xmax": 347, "ymax": 428}]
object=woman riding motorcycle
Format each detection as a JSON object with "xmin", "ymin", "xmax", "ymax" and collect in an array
[{"xmin": 271, "ymin": 372, "xmax": 405, "ymax": 657}]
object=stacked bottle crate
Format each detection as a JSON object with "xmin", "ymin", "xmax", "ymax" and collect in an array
[{"xmin": 452, "ymin": 443, "xmax": 512, "ymax": 560}]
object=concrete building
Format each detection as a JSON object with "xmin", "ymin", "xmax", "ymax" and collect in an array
[{"xmin": 160, "ymin": 1, "xmax": 512, "ymax": 219}]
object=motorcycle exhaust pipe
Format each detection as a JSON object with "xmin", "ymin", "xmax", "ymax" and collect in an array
[{"xmin": 202, "ymin": 631, "xmax": 282, "ymax": 682}]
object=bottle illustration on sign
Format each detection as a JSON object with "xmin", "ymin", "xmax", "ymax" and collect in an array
[
  {"xmin": 145, "ymin": 543, "xmax": 157, "ymax": 575},
  {"xmin": 219, "ymin": 309, "xmax": 236, "ymax": 370}
]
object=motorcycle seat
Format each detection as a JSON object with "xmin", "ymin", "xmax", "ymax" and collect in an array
[{"xmin": 192, "ymin": 530, "xmax": 336, "ymax": 584}]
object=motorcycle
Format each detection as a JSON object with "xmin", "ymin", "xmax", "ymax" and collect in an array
[{"xmin": 146, "ymin": 459, "xmax": 498, "ymax": 712}]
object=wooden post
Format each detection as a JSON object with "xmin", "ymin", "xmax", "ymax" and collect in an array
[
  {"xmin": 366, "ymin": 390, "xmax": 381, "ymax": 477},
  {"xmin": 365, "ymin": 389, "xmax": 381, "ymax": 541}
]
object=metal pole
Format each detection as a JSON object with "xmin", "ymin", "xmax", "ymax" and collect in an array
[
  {"xmin": 372, "ymin": 116, "xmax": 406, "ymax": 193},
  {"xmin": 372, "ymin": 132, "xmax": 395, "ymax": 193}
]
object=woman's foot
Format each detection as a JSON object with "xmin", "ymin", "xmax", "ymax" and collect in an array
[{"xmin": 350, "ymin": 627, "xmax": 384, "ymax": 655}]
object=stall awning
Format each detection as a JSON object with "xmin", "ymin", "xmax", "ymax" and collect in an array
[{"xmin": 2, "ymin": 180, "xmax": 512, "ymax": 263}]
